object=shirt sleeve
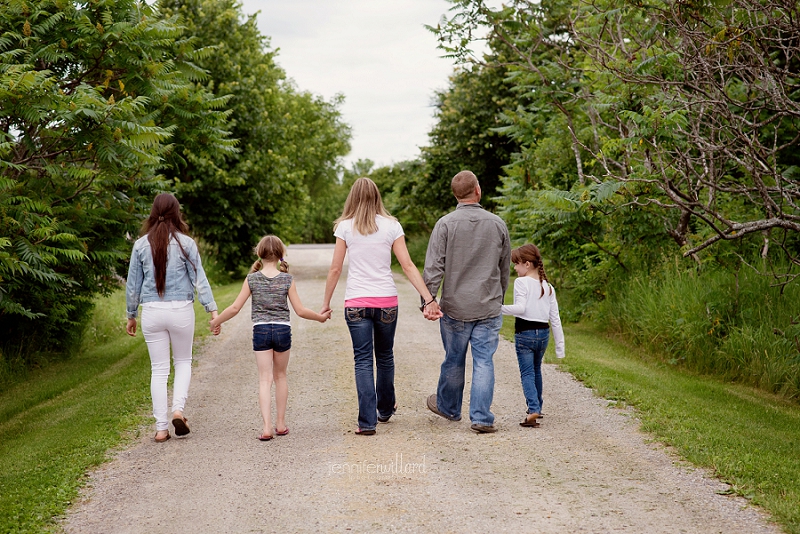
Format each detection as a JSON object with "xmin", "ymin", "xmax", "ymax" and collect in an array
[
  {"xmin": 548, "ymin": 285, "xmax": 565, "ymax": 358},
  {"xmin": 187, "ymin": 238, "xmax": 217, "ymax": 313},
  {"xmin": 422, "ymin": 219, "xmax": 446, "ymax": 299},
  {"xmin": 334, "ymin": 220, "xmax": 349, "ymax": 242},
  {"xmin": 499, "ymin": 223, "xmax": 511, "ymax": 295},
  {"xmin": 501, "ymin": 277, "xmax": 528, "ymax": 317},
  {"xmin": 125, "ymin": 243, "xmax": 143, "ymax": 319}
]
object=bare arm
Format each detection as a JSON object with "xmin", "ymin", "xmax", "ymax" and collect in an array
[
  {"xmin": 210, "ymin": 279, "xmax": 251, "ymax": 329},
  {"xmin": 321, "ymin": 238, "xmax": 347, "ymax": 314},
  {"xmin": 392, "ymin": 236, "xmax": 442, "ymax": 319},
  {"xmin": 289, "ymin": 281, "xmax": 331, "ymax": 322}
]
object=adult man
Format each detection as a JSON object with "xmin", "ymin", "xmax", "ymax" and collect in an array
[{"xmin": 422, "ymin": 170, "xmax": 511, "ymax": 433}]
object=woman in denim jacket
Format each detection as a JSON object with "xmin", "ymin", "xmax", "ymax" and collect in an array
[{"xmin": 125, "ymin": 193, "xmax": 218, "ymax": 443}]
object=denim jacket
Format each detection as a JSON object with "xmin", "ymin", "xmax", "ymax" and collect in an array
[{"xmin": 126, "ymin": 232, "xmax": 217, "ymax": 319}]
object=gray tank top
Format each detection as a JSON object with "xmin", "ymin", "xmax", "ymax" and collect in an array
[{"xmin": 247, "ymin": 272, "xmax": 292, "ymax": 324}]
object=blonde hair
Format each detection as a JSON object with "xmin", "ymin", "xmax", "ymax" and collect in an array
[
  {"xmin": 334, "ymin": 177, "xmax": 395, "ymax": 236},
  {"xmin": 250, "ymin": 235, "xmax": 289, "ymax": 273},
  {"xmin": 451, "ymin": 170, "xmax": 479, "ymax": 200}
]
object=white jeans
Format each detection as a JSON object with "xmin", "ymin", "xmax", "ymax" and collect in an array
[{"xmin": 141, "ymin": 303, "xmax": 195, "ymax": 431}]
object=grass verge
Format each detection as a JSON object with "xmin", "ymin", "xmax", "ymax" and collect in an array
[
  {"xmin": 548, "ymin": 322, "xmax": 800, "ymax": 534},
  {"xmin": 0, "ymin": 283, "xmax": 240, "ymax": 533}
]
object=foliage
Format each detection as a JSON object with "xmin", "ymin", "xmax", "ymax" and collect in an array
[
  {"xmin": 598, "ymin": 258, "xmax": 800, "ymax": 399},
  {"xmin": 435, "ymin": 0, "xmax": 800, "ymax": 280},
  {"xmin": 0, "ymin": 0, "xmax": 233, "ymax": 372},
  {"xmin": 158, "ymin": 0, "xmax": 351, "ymax": 271}
]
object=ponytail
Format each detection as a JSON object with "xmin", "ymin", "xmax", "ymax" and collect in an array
[
  {"xmin": 250, "ymin": 258, "xmax": 263, "ymax": 274},
  {"xmin": 278, "ymin": 258, "xmax": 289, "ymax": 273}
]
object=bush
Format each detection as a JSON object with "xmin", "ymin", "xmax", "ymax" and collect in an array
[{"xmin": 599, "ymin": 261, "xmax": 800, "ymax": 399}]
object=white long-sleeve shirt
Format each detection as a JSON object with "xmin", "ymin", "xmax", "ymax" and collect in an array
[{"xmin": 501, "ymin": 277, "xmax": 565, "ymax": 358}]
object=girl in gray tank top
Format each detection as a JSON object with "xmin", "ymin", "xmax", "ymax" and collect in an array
[{"xmin": 210, "ymin": 236, "xmax": 331, "ymax": 441}]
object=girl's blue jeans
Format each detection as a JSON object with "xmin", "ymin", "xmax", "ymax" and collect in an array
[
  {"xmin": 514, "ymin": 328, "xmax": 550, "ymax": 415},
  {"xmin": 345, "ymin": 306, "xmax": 398, "ymax": 431}
]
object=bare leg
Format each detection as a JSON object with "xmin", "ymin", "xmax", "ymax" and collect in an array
[
  {"xmin": 254, "ymin": 350, "xmax": 274, "ymax": 437},
  {"xmin": 273, "ymin": 350, "xmax": 290, "ymax": 433}
]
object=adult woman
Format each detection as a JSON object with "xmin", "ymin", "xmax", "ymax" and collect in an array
[
  {"xmin": 126, "ymin": 193, "xmax": 218, "ymax": 443},
  {"xmin": 321, "ymin": 177, "xmax": 441, "ymax": 435}
]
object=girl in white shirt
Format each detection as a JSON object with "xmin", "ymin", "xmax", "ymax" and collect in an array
[
  {"xmin": 322, "ymin": 177, "xmax": 439, "ymax": 435},
  {"xmin": 500, "ymin": 244, "xmax": 565, "ymax": 427}
]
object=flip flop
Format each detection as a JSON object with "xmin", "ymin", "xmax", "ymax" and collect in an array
[
  {"xmin": 172, "ymin": 415, "xmax": 190, "ymax": 436},
  {"xmin": 355, "ymin": 427, "xmax": 376, "ymax": 436},
  {"xmin": 154, "ymin": 431, "xmax": 171, "ymax": 443},
  {"xmin": 520, "ymin": 413, "xmax": 541, "ymax": 427},
  {"xmin": 258, "ymin": 433, "xmax": 274, "ymax": 441},
  {"xmin": 275, "ymin": 427, "xmax": 289, "ymax": 436}
]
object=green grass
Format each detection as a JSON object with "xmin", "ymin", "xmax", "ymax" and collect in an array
[
  {"xmin": 552, "ymin": 323, "xmax": 800, "ymax": 534},
  {"xmin": 0, "ymin": 283, "xmax": 241, "ymax": 533}
]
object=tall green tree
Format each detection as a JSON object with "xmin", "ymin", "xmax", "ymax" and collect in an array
[
  {"xmin": 159, "ymin": 0, "xmax": 351, "ymax": 270},
  {"xmin": 0, "ymin": 0, "xmax": 233, "ymax": 369}
]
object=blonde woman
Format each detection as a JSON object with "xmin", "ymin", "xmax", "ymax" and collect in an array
[
  {"xmin": 211, "ymin": 235, "xmax": 331, "ymax": 441},
  {"xmin": 321, "ymin": 178, "xmax": 441, "ymax": 435}
]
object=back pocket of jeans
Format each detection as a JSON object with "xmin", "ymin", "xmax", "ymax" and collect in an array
[
  {"xmin": 380, "ymin": 306, "xmax": 398, "ymax": 324},
  {"xmin": 345, "ymin": 307, "xmax": 365, "ymax": 322}
]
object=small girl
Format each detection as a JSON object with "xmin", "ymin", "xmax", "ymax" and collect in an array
[
  {"xmin": 500, "ymin": 244, "xmax": 565, "ymax": 428},
  {"xmin": 210, "ymin": 235, "xmax": 331, "ymax": 441}
]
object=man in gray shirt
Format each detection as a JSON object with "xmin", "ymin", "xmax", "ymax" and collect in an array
[{"xmin": 423, "ymin": 170, "xmax": 511, "ymax": 433}]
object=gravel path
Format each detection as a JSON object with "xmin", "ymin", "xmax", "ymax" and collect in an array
[{"xmin": 64, "ymin": 245, "xmax": 780, "ymax": 533}]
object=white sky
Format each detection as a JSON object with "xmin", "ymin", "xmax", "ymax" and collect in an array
[{"xmin": 238, "ymin": 0, "xmax": 457, "ymax": 169}]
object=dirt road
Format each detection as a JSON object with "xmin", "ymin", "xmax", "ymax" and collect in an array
[{"xmin": 64, "ymin": 245, "xmax": 779, "ymax": 533}]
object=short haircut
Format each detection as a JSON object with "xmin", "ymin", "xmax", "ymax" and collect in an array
[{"xmin": 451, "ymin": 170, "xmax": 478, "ymax": 200}]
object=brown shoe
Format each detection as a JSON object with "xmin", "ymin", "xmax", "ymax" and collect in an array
[
  {"xmin": 520, "ymin": 413, "xmax": 541, "ymax": 427},
  {"xmin": 154, "ymin": 431, "xmax": 171, "ymax": 443},
  {"xmin": 426, "ymin": 394, "xmax": 461, "ymax": 421},
  {"xmin": 470, "ymin": 423, "xmax": 497, "ymax": 433},
  {"xmin": 172, "ymin": 414, "xmax": 190, "ymax": 436}
]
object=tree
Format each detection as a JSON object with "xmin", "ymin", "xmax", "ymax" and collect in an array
[
  {"xmin": 159, "ymin": 0, "xmax": 351, "ymax": 271},
  {"xmin": 0, "ymin": 0, "xmax": 233, "ymax": 367}
]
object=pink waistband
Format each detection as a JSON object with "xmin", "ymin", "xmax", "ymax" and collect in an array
[{"xmin": 344, "ymin": 296, "xmax": 399, "ymax": 308}]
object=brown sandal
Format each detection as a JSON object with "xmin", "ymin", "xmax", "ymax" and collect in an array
[
  {"xmin": 154, "ymin": 431, "xmax": 171, "ymax": 443},
  {"xmin": 172, "ymin": 415, "xmax": 190, "ymax": 436},
  {"xmin": 520, "ymin": 413, "xmax": 541, "ymax": 427}
]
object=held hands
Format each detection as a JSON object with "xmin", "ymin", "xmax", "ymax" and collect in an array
[
  {"xmin": 318, "ymin": 309, "xmax": 332, "ymax": 323},
  {"xmin": 209, "ymin": 311, "xmax": 221, "ymax": 335},
  {"xmin": 423, "ymin": 301, "xmax": 443, "ymax": 321}
]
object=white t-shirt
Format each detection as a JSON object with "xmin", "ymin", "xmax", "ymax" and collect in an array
[{"xmin": 334, "ymin": 215, "xmax": 404, "ymax": 300}]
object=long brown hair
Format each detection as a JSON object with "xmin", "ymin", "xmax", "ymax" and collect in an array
[
  {"xmin": 250, "ymin": 235, "xmax": 289, "ymax": 273},
  {"xmin": 141, "ymin": 193, "xmax": 191, "ymax": 297},
  {"xmin": 511, "ymin": 244, "xmax": 552, "ymax": 298},
  {"xmin": 334, "ymin": 177, "xmax": 395, "ymax": 235}
]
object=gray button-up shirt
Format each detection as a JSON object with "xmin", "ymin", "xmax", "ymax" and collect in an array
[{"xmin": 423, "ymin": 203, "xmax": 511, "ymax": 321}]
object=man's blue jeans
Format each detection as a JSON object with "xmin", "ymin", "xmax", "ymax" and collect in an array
[
  {"xmin": 436, "ymin": 313, "xmax": 502, "ymax": 426},
  {"xmin": 514, "ymin": 328, "xmax": 549, "ymax": 415},
  {"xmin": 345, "ymin": 307, "xmax": 398, "ymax": 431}
]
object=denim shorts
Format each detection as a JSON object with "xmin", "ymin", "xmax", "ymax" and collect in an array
[{"xmin": 252, "ymin": 323, "xmax": 292, "ymax": 352}]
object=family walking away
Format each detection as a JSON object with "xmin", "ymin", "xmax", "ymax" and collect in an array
[
  {"xmin": 422, "ymin": 170, "xmax": 511, "ymax": 434},
  {"xmin": 125, "ymin": 193, "xmax": 219, "ymax": 444},
  {"xmin": 210, "ymin": 235, "xmax": 331, "ymax": 441},
  {"xmin": 501, "ymin": 244, "xmax": 565, "ymax": 427},
  {"xmin": 322, "ymin": 177, "xmax": 441, "ymax": 436},
  {"xmin": 125, "ymin": 186, "xmax": 564, "ymax": 444}
]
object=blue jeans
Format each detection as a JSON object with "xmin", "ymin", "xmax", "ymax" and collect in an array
[
  {"xmin": 514, "ymin": 328, "xmax": 549, "ymax": 414},
  {"xmin": 345, "ymin": 307, "xmax": 398, "ymax": 431},
  {"xmin": 436, "ymin": 313, "xmax": 502, "ymax": 426}
]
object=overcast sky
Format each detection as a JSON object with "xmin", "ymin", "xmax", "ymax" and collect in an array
[{"xmin": 237, "ymin": 0, "xmax": 458, "ymax": 169}]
